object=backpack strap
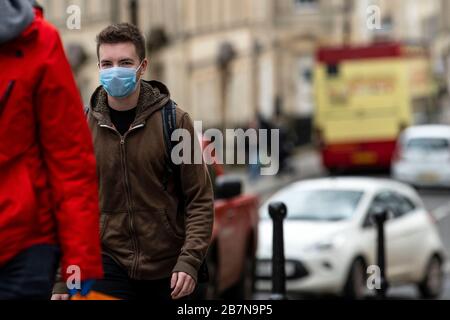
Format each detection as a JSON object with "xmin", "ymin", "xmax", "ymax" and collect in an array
[
  {"xmin": 161, "ymin": 99, "xmax": 179, "ymax": 191},
  {"xmin": 162, "ymin": 100, "xmax": 177, "ymax": 164},
  {"xmin": 84, "ymin": 106, "xmax": 90, "ymax": 118}
]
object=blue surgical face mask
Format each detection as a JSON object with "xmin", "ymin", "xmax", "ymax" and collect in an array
[{"xmin": 99, "ymin": 62, "xmax": 143, "ymax": 98}]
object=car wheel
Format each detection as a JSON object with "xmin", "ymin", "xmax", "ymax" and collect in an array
[
  {"xmin": 222, "ymin": 255, "xmax": 255, "ymax": 300},
  {"xmin": 240, "ymin": 255, "xmax": 256, "ymax": 300},
  {"xmin": 343, "ymin": 258, "xmax": 367, "ymax": 300},
  {"xmin": 201, "ymin": 245, "xmax": 219, "ymax": 300},
  {"xmin": 418, "ymin": 256, "xmax": 443, "ymax": 300},
  {"xmin": 205, "ymin": 261, "xmax": 218, "ymax": 300}
]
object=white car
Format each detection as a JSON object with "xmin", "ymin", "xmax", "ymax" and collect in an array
[
  {"xmin": 255, "ymin": 178, "xmax": 446, "ymax": 299},
  {"xmin": 392, "ymin": 125, "xmax": 450, "ymax": 187}
]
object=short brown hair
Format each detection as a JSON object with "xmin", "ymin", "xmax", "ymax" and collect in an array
[{"xmin": 96, "ymin": 23, "xmax": 146, "ymax": 61}]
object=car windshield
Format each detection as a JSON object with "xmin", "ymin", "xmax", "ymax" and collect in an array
[
  {"xmin": 406, "ymin": 138, "xmax": 449, "ymax": 152},
  {"xmin": 261, "ymin": 189, "xmax": 364, "ymax": 222}
]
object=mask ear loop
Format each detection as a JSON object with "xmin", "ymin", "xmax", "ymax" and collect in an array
[
  {"xmin": 135, "ymin": 60, "xmax": 145, "ymax": 73},
  {"xmin": 135, "ymin": 60, "xmax": 146, "ymax": 83}
]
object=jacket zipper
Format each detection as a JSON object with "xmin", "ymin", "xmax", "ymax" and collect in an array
[
  {"xmin": 100, "ymin": 123, "xmax": 145, "ymax": 278},
  {"xmin": 0, "ymin": 81, "xmax": 15, "ymax": 117}
]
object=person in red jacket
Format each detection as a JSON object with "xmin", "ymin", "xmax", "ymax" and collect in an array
[{"xmin": 0, "ymin": 0, "xmax": 103, "ymax": 300}]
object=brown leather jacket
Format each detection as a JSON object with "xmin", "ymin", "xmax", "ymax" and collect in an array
[{"xmin": 88, "ymin": 80, "xmax": 214, "ymax": 283}]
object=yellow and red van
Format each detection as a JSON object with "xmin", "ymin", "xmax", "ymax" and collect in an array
[{"xmin": 314, "ymin": 42, "xmax": 437, "ymax": 172}]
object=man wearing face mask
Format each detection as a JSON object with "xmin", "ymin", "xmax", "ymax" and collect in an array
[
  {"xmin": 0, "ymin": 1, "xmax": 103, "ymax": 300},
  {"xmin": 52, "ymin": 23, "xmax": 214, "ymax": 301}
]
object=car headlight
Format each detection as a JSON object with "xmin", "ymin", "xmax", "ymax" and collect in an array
[{"xmin": 305, "ymin": 234, "xmax": 346, "ymax": 253}]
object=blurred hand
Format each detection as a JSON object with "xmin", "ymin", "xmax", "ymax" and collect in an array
[
  {"xmin": 171, "ymin": 272, "xmax": 196, "ymax": 300},
  {"xmin": 51, "ymin": 294, "xmax": 70, "ymax": 300}
]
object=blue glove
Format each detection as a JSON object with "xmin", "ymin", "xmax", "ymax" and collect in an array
[{"xmin": 69, "ymin": 280, "xmax": 96, "ymax": 297}]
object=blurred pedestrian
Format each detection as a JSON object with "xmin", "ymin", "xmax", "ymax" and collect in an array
[
  {"xmin": 51, "ymin": 23, "xmax": 214, "ymax": 301},
  {"xmin": 247, "ymin": 116, "xmax": 262, "ymax": 181},
  {"xmin": 272, "ymin": 108, "xmax": 295, "ymax": 176},
  {"xmin": 0, "ymin": 0, "xmax": 103, "ymax": 300}
]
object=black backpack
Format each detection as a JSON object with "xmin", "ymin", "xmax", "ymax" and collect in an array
[{"xmin": 161, "ymin": 100, "xmax": 210, "ymax": 285}]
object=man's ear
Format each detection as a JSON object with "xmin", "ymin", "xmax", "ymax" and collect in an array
[{"xmin": 140, "ymin": 59, "xmax": 149, "ymax": 76}]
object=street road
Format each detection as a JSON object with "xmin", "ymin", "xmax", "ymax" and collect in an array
[{"xmin": 250, "ymin": 149, "xmax": 450, "ymax": 300}]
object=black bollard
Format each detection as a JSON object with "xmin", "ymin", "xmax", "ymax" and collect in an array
[
  {"xmin": 371, "ymin": 207, "xmax": 390, "ymax": 300},
  {"xmin": 269, "ymin": 202, "xmax": 288, "ymax": 300}
]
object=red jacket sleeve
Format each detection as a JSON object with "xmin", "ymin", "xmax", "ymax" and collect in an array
[{"xmin": 35, "ymin": 26, "xmax": 103, "ymax": 281}]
